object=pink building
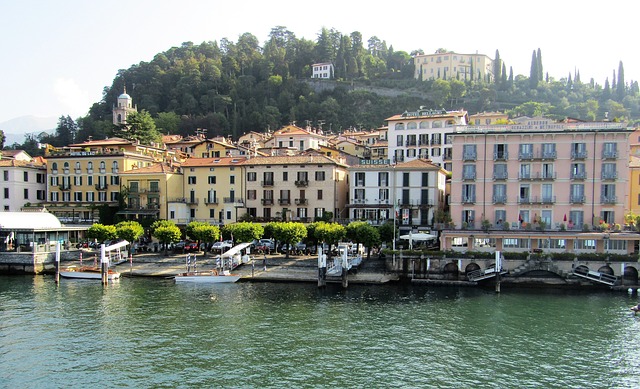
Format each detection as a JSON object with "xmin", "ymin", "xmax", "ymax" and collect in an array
[{"xmin": 442, "ymin": 122, "xmax": 639, "ymax": 255}]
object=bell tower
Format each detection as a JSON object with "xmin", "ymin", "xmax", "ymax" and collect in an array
[{"xmin": 112, "ymin": 86, "xmax": 137, "ymax": 126}]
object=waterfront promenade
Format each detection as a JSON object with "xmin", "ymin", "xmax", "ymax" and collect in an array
[{"xmin": 73, "ymin": 250, "xmax": 400, "ymax": 284}]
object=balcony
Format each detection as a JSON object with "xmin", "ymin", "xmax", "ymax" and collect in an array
[
  {"xmin": 112, "ymin": 168, "xmax": 119, "ymax": 174},
  {"xmin": 278, "ymin": 198, "xmax": 291, "ymax": 205},
  {"xmin": 187, "ymin": 198, "xmax": 199, "ymax": 205},
  {"xmin": 540, "ymin": 151, "xmax": 557, "ymax": 160},
  {"xmin": 570, "ymin": 195, "xmax": 586, "ymax": 204},
  {"xmin": 493, "ymin": 151, "xmax": 509, "ymax": 161},
  {"xmin": 352, "ymin": 199, "xmax": 366, "ymax": 204},
  {"xmin": 204, "ymin": 197, "xmax": 218, "ymax": 205},
  {"xmin": 528, "ymin": 196, "xmax": 556, "ymax": 204},
  {"xmin": 462, "ymin": 152, "xmax": 477, "ymax": 161},
  {"xmin": 601, "ymin": 171, "xmax": 618, "ymax": 180},
  {"xmin": 405, "ymin": 140, "xmax": 417, "ymax": 147},
  {"xmin": 129, "ymin": 187, "xmax": 140, "ymax": 193},
  {"xmin": 571, "ymin": 150, "xmax": 588, "ymax": 159},
  {"xmin": 59, "ymin": 184, "xmax": 72, "ymax": 191},
  {"xmin": 295, "ymin": 198, "xmax": 308, "ymax": 205},
  {"xmin": 602, "ymin": 150, "xmax": 618, "ymax": 159},
  {"xmin": 95, "ymin": 184, "xmax": 108, "ymax": 191},
  {"xmin": 600, "ymin": 196, "xmax": 617, "ymax": 204},
  {"xmin": 261, "ymin": 199, "xmax": 274, "ymax": 205},
  {"xmin": 223, "ymin": 197, "xmax": 237, "ymax": 204},
  {"xmin": 168, "ymin": 198, "xmax": 187, "ymax": 203},
  {"xmin": 148, "ymin": 187, "xmax": 160, "ymax": 193},
  {"xmin": 462, "ymin": 172, "xmax": 476, "ymax": 181},
  {"xmin": 492, "ymin": 195, "xmax": 507, "ymax": 204},
  {"xmin": 295, "ymin": 180, "xmax": 309, "ymax": 187},
  {"xmin": 74, "ymin": 169, "xmax": 81, "ymax": 174},
  {"xmin": 571, "ymin": 172, "xmax": 587, "ymax": 180},
  {"xmin": 538, "ymin": 172, "xmax": 556, "ymax": 181},
  {"xmin": 493, "ymin": 171, "xmax": 508, "ymax": 180},
  {"xmin": 261, "ymin": 181, "xmax": 274, "ymax": 187},
  {"xmin": 518, "ymin": 172, "xmax": 531, "ymax": 180},
  {"xmin": 518, "ymin": 196, "xmax": 531, "ymax": 204},
  {"xmin": 462, "ymin": 196, "xmax": 476, "ymax": 204},
  {"xmin": 518, "ymin": 152, "xmax": 534, "ymax": 160},
  {"xmin": 99, "ymin": 168, "xmax": 106, "ymax": 174},
  {"xmin": 87, "ymin": 169, "xmax": 93, "ymax": 174}
]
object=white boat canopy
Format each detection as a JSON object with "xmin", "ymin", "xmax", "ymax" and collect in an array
[{"xmin": 221, "ymin": 242, "xmax": 252, "ymax": 257}]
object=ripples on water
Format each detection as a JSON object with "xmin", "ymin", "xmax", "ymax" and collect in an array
[{"xmin": 1, "ymin": 275, "xmax": 639, "ymax": 388}]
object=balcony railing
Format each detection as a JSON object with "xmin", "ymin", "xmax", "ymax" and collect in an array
[
  {"xmin": 518, "ymin": 152, "xmax": 534, "ymax": 160},
  {"xmin": 570, "ymin": 195, "xmax": 586, "ymax": 204},
  {"xmin": 519, "ymin": 172, "xmax": 531, "ymax": 180},
  {"xmin": 204, "ymin": 197, "xmax": 218, "ymax": 205},
  {"xmin": 95, "ymin": 184, "xmax": 108, "ymax": 191},
  {"xmin": 462, "ymin": 196, "xmax": 476, "ymax": 204},
  {"xmin": 295, "ymin": 198, "xmax": 308, "ymax": 205},
  {"xmin": 492, "ymin": 195, "xmax": 507, "ymax": 204},
  {"xmin": 295, "ymin": 180, "xmax": 309, "ymax": 187},
  {"xmin": 571, "ymin": 172, "xmax": 587, "ymax": 180},
  {"xmin": 518, "ymin": 196, "xmax": 531, "ymax": 204},
  {"xmin": 462, "ymin": 171, "xmax": 476, "ymax": 180},
  {"xmin": 223, "ymin": 197, "xmax": 236, "ymax": 204},
  {"xmin": 571, "ymin": 150, "xmax": 588, "ymax": 159},
  {"xmin": 601, "ymin": 171, "xmax": 618, "ymax": 180},
  {"xmin": 187, "ymin": 198, "xmax": 199, "ymax": 205},
  {"xmin": 149, "ymin": 187, "xmax": 160, "ymax": 193},
  {"xmin": 352, "ymin": 199, "xmax": 366, "ymax": 204},
  {"xmin": 540, "ymin": 151, "xmax": 557, "ymax": 160},
  {"xmin": 261, "ymin": 181, "xmax": 274, "ymax": 187},
  {"xmin": 261, "ymin": 199, "xmax": 274, "ymax": 205},
  {"xmin": 602, "ymin": 150, "xmax": 618, "ymax": 159},
  {"xmin": 74, "ymin": 169, "xmax": 81, "ymax": 174},
  {"xmin": 493, "ymin": 152, "xmax": 509, "ymax": 161},
  {"xmin": 278, "ymin": 199, "xmax": 291, "ymax": 205},
  {"xmin": 527, "ymin": 196, "xmax": 556, "ymax": 204},
  {"xmin": 601, "ymin": 196, "xmax": 617, "ymax": 204},
  {"xmin": 59, "ymin": 184, "xmax": 72, "ymax": 191},
  {"xmin": 462, "ymin": 152, "xmax": 477, "ymax": 161},
  {"xmin": 493, "ymin": 171, "xmax": 508, "ymax": 180}
]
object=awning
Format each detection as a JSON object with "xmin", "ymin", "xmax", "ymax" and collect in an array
[{"xmin": 221, "ymin": 242, "xmax": 252, "ymax": 257}]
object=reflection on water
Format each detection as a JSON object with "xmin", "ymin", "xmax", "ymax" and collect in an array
[{"xmin": 1, "ymin": 275, "xmax": 639, "ymax": 388}]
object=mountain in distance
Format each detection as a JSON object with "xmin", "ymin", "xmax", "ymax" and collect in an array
[{"xmin": 0, "ymin": 115, "xmax": 57, "ymax": 146}]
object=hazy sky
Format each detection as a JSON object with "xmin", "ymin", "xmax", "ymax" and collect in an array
[{"xmin": 1, "ymin": 0, "xmax": 637, "ymax": 123}]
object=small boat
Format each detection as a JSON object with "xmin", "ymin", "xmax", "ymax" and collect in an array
[
  {"xmin": 60, "ymin": 266, "xmax": 121, "ymax": 281},
  {"xmin": 174, "ymin": 269, "xmax": 240, "ymax": 283}
]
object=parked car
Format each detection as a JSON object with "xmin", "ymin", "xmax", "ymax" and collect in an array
[
  {"xmin": 280, "ymin": 242, "xmax": 307, "ymax": 254},
  {"xmin": 186, "ymin": 242, "xmax": 199, "ymax": 252},
  {"xmin": 258, "ymin": 239, "xmax": 275, "ymax": 250},
  {"xmin": 211, "ymin": 240, "xmax": 233, "ymax": 251}
]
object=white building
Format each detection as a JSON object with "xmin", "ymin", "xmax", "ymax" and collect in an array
[
  {"xmin": 0, "ymin": 158, "xmax": 47, "ymax": 212},
  {"xmin": 112, "ymin": 87, "xmax": 137, "ymax": 126},
  {"xmin": 312, "ymin": 63, "xmax": 333, "ymax": 79},
  {"xmin": 386, "ymin": 107, "xmax": 468, "ymax": 171},
  {"xmin": 347, "ymin": 158, "xmax": 447, "ymax": 231}
]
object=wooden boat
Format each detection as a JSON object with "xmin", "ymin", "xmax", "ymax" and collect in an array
[
  {"xmin": 174, "ymin": 269, "xmax": 240, "ymax": 283},
  {"xmin": 60, "ymin": 266, "xmax": 121, "ymax": 281}
]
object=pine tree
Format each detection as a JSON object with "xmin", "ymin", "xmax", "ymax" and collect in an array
[
  {"xmin": 529, "ymin": 50, "xmax": 539, "ymax": 89},
  {"xmin": 616, "ymin": 61, "xmax": 625, "ymax": 101}
]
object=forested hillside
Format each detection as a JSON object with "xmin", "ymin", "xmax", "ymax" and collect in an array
[{"xmin": 6, "ymin": 26, "xmax": 640, "ymax": 153}]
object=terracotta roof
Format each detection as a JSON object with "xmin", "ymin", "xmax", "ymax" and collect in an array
[
  {"xmin": 1, "ymin": 150, "xmax": 28, "ymax": 158},
  {"xmin": 181, "ymin": 156, "xmax": 248, "ymax": 167},
  {"xmin": 240, "ymin": 155, "xmax": 346, "ymax": 167},
  {"xmin": 0, "ymin": 159, "xmax": 46, "ymax": 169},
  {"xmin": 395, "ymin": 158, "xmax": 442, "ymax": 170},
  {"xmin": 119, "ymin": 163, "xmax": 180, "ymax": 175},
  {"xmin": 68, "ymin": 137, "xmax": 133, "ymax": 147}
]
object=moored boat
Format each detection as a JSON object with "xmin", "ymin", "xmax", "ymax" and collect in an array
[
  {"xmin": 174, "ymin": 269, "xmax": 240, "ymax": 283},
  {"xmin": 60, "ymin": 266, "xmax": 121, "ymax": 281}
]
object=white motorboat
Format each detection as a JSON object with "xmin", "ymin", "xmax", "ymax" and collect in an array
[
  {"xmin": 174, "ymin": 269, "xmax": 240, "ymax": 283},
  {"xmin": 60, "ymin": 266, "xmax": 121, "ymax": 281}
]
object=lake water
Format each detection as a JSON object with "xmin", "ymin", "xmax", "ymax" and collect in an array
[{"xmin": 1, "ymin": 275, "xmax": 639, "ymax": 388}]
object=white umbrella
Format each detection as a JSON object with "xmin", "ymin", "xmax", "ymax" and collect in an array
[{"xmin": 399, "ymin": 232, "xmax": 437, "ymax": 250}]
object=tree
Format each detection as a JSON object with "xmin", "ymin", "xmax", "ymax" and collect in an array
[
  {"xmin": 152, "ymin": 222, "xmax": 181, "ymax": 255},
  {"xmin": 87, "ymin": 224, "xmax": 117, "ymax": 243},
  {"xmin": 115, "ymin": 110, "xmax": 161, "ymax": 145},
  {"xmin": 52, "ymin": 115, "xmax": 78, "ymax": 147},
  {"xmin": 346, "ymin": 221, "xmax": 380, "ymax": 259},
  {"xmin": 270, "ymin": 222, "xmax": 307, "ymax": 258},
  {"xmin": 115, "ymin": 221, "xmax": 144, "ymax": 244},
  {"xmin": 0, "ymin": 130, "xmax": 5, "ymax": 149},
  {"xmin": 154, "ymin": 112, "xmax": 181, "ymax": 134},
  {"xmin": 378, "ymin": 222, "xmax": 396, "ymax": 246},
  {"xmin": 222, "ymin": 222, "xmax": 263, "ymax": 243},
  {"xmin": 187, "ymin": 221, "xmax": 220, "ymax": 253},
  {"xmin": 493, "ymin": 49, "xmax": 502, "ymax": 86},
  {"xmin": 449, "ymin": 79, "xmax": 466, "ymax": 107},
  {"xmin": 431, "ymin": 79, "xmax": 451, "ymax": 108},
  {"xmin": 536, "ymin": 48, "xmax": 543, "ymax": 82},
  {"xmin": 529, "ymin": 50, "xmax": 539, "ymax": 89},
  {"xmin": 314, "ymin": 222, "xmax": 346, "ymax": 260},
  {"xmin": 616, "ymin": 61, "xmax": 625, "ymax": 101}
]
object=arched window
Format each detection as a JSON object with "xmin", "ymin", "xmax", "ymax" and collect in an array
[
  {"xmin": 87, "ymin": 162, "xmax": 93, "ymax": 171},
  {"xmin": 75, "ymin": 162, "xmax": 81, "ymax": 170},
  {"xmin": 63, "ymin": 162, "xmax": 69, "ymax": 169},
  {"xmin": 432, "ymin": 121, "xmax": 443, "ymax": 128},
  {"xmin": 112, "ymin": 161, "xmax": 119, "ymax": 173},
  {"xmin": 52, "ymin": 162, "xmax": 58, "ymax": 172},
  {"xmin": 419, "ymin": 121, "xmax": 429, "ymax": 129},
  {"xmin": 407, "ymin": 122, "xmax": 417, "ymax": 130},
  {"xmin": 394, "ymin": 123, "xmax": 405, "ymax": 131},
  {"xmin": 100, "ymin": 161, "xmax": 106, "ymax": 169}
]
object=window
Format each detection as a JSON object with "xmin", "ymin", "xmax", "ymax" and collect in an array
[
  {"xmin": 3, "ymin": 188, "xmax": 8, "ymax": 198},
  {"xmin": 462, "ymin": 184, "xmax": 475, "ymax": 203},
  {"xmin": 396, "ymin": 135, "xmax": 403, "ymax": 147},
  {"xmin": 62, "ymin": 192, "xmax": 70, "ymax": 202},
  {"xmin": 571, "ymin": 163, "xmax": 586, "ymax": 179},
  {"xmin": 519, "ymin": 164, "xmax": 531, "ymax": 179},
  {"xmin": 87, "ymin": 176, "xmax": 93, "ymax": 186},
  {"xmin": 170, "ymin": 210, "xmax": 175, "ymax": 219},
  {"xmin": 111, "ymin": 192, "xmax": 119, "ymax": 201},
  {"xmin": 378, "ymin": 172, "xmax": 389, "ymax": 186},
  {"xmin": 494, "ymin": 144, "xmax": 508, "ymax": 160},
  {"xmin": 23, "ymin": 171, "xmax": 28, "ymax": 182},
  {"xmin": 188, "ymin": 176, "xmax": 197, "ymax": 185},
  {"xmin": 36, "ymin": 173, "xmax": 44, "ymax": 183},
  {"xmin": 209, "ymin": 209, "xmax": 216, "ymax": 218},
  {"xmin": 3, "ymin": 170, "xmax": 8, "ymax": 181},
  {"xmin": 493, "ymin": 164, "xmax": 508, "ymax": 180},
  {"xmin": 402, "ymin": 173, "xmax": 410, "ymax": 187},
  {"xmin": 495, "ymin": 210, "xmax": 506, "ymax": 225},
  {"xmin": 379, "ymin": 189, "xmax": 388, "ymax": 201},
  {"xmin": 317, "ymin": 190, "xmax": 323, "ymax": 200},
  {"xmin": 315, "ymin": 171, "xmax": 325, "ymax": 181},
  {"xmin": 463, "ymin": 145, "xmax": 476, "ymax": 160},
  {"xmin": 74, "ymin": 176, "xmax": 83, "ymax": 186},
  {"xmin": 50, "ymin": 176, "xmax": 58, "ymax": 186},
  {"xmin": 74, "ymin": 192, "xmax": 82, "ymax": 201},
  {"xmin": 355, "ymin": 172, "xmax": 365, "ymax": 186},
  {"xmin": 247, "ymin": 172, "xmax": 256, "ymax": 181},
  {"xmin": 110, "ymin": 176, "xmax": 119, "ymax": 185},
  {"xmin": 519, "ymin": 185, "xmax": 530, "ymax": 203},
  {"xmin": 462, "ymin": 165, "xmax": 476, "ymax": 180},
  {"xmin": 247, "ymin": 190, "xmax": 257, "ymax": 200},
  {"xmin": 50, "ymin": 192, "xmax": 58, "ymax": 201},
  {"xmin": 572, "ymin": 142, "xmax": 587, "ymax": 158},
  {"xmin": 24, "ymin": 188, "xmax": 29, "ymax": 199},
  {"xmin": 86, "ymin": 192, "xmax": 94, "ymax": 202},
  {"xmin": 493, "ymin": 184, "xmax": 506, "ymax": 203},
  {"xmin": 208, "ymin": 176, "xmax": 216, "ymax": 184},
  {"xmin": 230, "ymin": 176, "xmax": 235, "ymax": 184},
  {"xmin": 283, "ymin": 171, "xmax": 288, "ymax": 181},
  {"xmin": 421, "ymin": 173, "xmax": 429, "ymax": 186},
  {"xmin": 570, "ymin": 184, "xmax": 585, "ymax": 203},
  {"xmin": 519, "ymin": 144, "xmax": 533, "ymax": 159}
]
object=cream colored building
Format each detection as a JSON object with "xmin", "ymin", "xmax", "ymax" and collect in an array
[
  {"xmin": 264, "ymin": 125, "xmax": 328, "ymax": 151},
  {"xmin": 469, "ymin": 111, "xmax": 509, "ymax": 125},
  {"xmin": 177, "ymin": 157, "xmax": 247, "ymax": 225},
  {"xmin": 118, "ymin": 163, "xmax": 183, "ymax": 221},
  {"xmin": 413, "ymin": 52, "xmax": 494, "ymax": 82},
  {"xmin": 44, "ymin": 138, "xmax": 170, "ymax": 222},
  {"xmin": 0, "ymin": 158, "xmax": 47, "ymax": 212},
  {"xmin": 242, "ymin": 155, "xmax": 348, "ymax": 222},
  {"xmin": 386, "ymin": 107, "xmax": 468, "ymax": 171}
]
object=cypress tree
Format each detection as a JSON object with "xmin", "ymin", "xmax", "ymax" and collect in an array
[
  {"xmin": 537, "ymin": 48, "xmax": 543, "ymax": 82},
  {"xmin": 501, "ymin": 63, "xmax": 507, "ymax": 87},
  {"xmin": 494, "ymin": 49, "xmax": 502, "ymax": 85},
  {"xmin": 616, "ymin": 61, "xmax": 625, "ymax": 101},
  {"xmin": 508, "ymin": 66, "xmax": 514, "ymax": 89},
  {"xmin": 612, "ymin": 70, "xmax": 617, "ymax": 91},
  {"xmin": 529, "ymin": 50, "xmax": 539, "ymax": 89}
]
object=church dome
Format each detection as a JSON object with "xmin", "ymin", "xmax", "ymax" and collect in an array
[{"xmin": 118, "ymin": 93, "xmax": 131, "ymax": 99}]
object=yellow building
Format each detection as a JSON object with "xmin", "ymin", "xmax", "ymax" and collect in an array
[
  {"xmin": 414, "ymin": 51, "xmax": 494, "ymax": 82},
  {"xmin": 118, "ymin": 163, "xmax": 183, "ymax": 221},
  {"xmin": 242, "ymin": 155, "xmax": 348, "ymax": 222},
  {"xmin": 44, "ymin": 137, "xmax": 172, "ymax": 222},
  {"xmin": 469, "ymin": 111, "xmax": 509, "ymax": 125},
  {"xmin": 177, "ymin": 157, "xmax": 247, "ymax": 225}
]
